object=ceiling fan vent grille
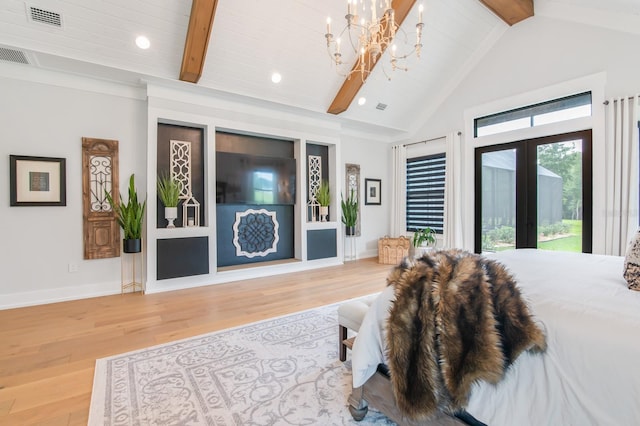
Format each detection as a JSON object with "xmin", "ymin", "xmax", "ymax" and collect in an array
[
  {"xmin": 376, "ymin": 103, "xmax": 387, "ymax": 111},
  {"xmin": 29, "ymin": 6, "xmax": 62, "ymax": 27},
  {"xmin": 0, "ymin": 47, "xmax": 30, "ymax": 65}
]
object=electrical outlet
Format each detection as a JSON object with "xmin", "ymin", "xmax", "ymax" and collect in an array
[{"xmin": 68, "ymin": 262, "xmax": 79, "ymax": 273}]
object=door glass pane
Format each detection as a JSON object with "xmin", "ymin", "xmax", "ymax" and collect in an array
[
  {"xmin": 481, "ymin": 149, "xmax": 516, "ymax": 252},
  {"xmin": 537, "ymin": 140, "xmax": 582, "ymax": 252}
]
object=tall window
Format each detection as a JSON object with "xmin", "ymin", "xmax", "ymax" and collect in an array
[
  {"xmin": 406, "ymin": 153, "xmax": 446, "ymax": 233},
  {"xmin": 475, "ymin": 130, "xmax": 592, "ymax": 254}
]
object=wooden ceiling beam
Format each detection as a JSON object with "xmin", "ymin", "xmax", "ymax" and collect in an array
[
  {"xmin": 327, "ymin": 0, "xmax": 417, "ymax": 115},
  {"xmin": 478, "ymin": 0, "xmax": 533, "ymax": 26},
  {"xmin": 180, "ymin": 0, "xmax": 218, "ymax": 83}
]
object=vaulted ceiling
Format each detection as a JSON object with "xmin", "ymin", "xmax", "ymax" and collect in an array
[{"xmin": 0, "ymin": 0, "xmax": 638, "ymax": 140}]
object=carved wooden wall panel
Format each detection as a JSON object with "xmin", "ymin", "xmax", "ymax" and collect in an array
[{"xmin": 82, "ymin": 138, "xmax": 120, "ymax": 259}]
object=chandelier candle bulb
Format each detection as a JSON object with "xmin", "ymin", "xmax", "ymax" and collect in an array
[
  {"xmin": 327, "ymin": 17, "xmax": 331, "ymax": 34},
  {"xmin": 419, "ymin": 4, "xmax": 424, "ymax": 23}
]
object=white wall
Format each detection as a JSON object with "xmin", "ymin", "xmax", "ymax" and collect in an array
[
  {"xmin": 0, "ymin": 66, "xmax": 391, "ymax": 308},
  {"xmin": 341, "ymin": 134, "xmax": 391, "ymax": 259},
  {"xmin": 415, "ymin": 16, "xmax": 640, "ymax": 137},
  {"xmin": 0, "ymin": 66, "xmax": 147, "ymax": 308},
  {"xmin": 410, "ymin": 16, "xmax": 640, "ymax": 252}
]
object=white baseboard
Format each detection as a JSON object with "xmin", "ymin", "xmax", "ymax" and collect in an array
[
  {"xmin": 0, "ymin": 280, "xmax": 121, "ymax": 310},
  {"xmin": 145, "ymin": 257, "xmax": 344, "ymax": 294},
  {"xmin": 1, "ymin": 254, "xmax": 382, "ymax": 309},
  {"xmin": 358, "ymin": 250, "xmax": 378, "ymax": 260}
]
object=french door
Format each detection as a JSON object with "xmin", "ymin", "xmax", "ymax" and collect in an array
[{"xmin": 474, "ymin": 130, "xmax": 592, "ymax": 253}]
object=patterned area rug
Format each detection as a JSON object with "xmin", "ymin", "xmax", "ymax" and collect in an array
[{"xmin": 89, "ymin": 301, "xmax": 394, "ymax": 425}]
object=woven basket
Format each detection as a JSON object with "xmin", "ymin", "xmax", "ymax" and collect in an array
[{"xmin": 378, "ymin": 235, "xmax": 410, "ymax": 264}]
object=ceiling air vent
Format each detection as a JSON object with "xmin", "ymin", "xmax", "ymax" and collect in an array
[
  {"xmin": 0, "ymin": 47, "xmax": 30, "ymax": 64},
  {"xmin": 28, "ymin": 6, "xmax": 63, "ymax": 27},
  {"xmin": 376, "ymin": 103, "xmax": 388, "ymax": 111}
]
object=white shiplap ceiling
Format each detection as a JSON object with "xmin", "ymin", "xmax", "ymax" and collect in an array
[{"xmin": 0, "ymin": 0, "xmax": 639, "ymax": 139}]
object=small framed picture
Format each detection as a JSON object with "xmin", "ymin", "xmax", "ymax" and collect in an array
[
  {"xmin": 365, "ymin": 178, "xmax": 381, "ymax": 205},
  {"xmin": 10, "ymin": 155, "xmax": 67, "ymax": 206}
]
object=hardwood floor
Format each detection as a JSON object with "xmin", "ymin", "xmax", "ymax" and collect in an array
[{"xmin": 0, "ymin": 257, "xmax": 392, "ymax": 425}]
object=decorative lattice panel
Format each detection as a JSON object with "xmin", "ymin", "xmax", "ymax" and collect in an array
[
  {"xmin": 308, "ymin": 155, "xmax": 321, "ymax": 201},
  {"xmin": 348, "ymin": 174, "xmax": 357, "ymax": 197},
  {"xmin": 170, "ymin": 140, "xmax": 192, "ymax": 199}
]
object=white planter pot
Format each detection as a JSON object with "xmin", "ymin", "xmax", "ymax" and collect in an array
[
  {"xmin": 319, "ymin": 206, "xmax": 329, "ymax": 222},
  {"xmin": 410, "ymin": 245, "xmax": 434, "ymax": 258},
  {"xmin": 165, "ymin": 206, "xmax": 178, "ymax": 228}
]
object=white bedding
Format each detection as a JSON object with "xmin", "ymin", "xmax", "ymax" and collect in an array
[{"xmin": 352, "ymin": 249, "xmax": 640, "ymax": 426}]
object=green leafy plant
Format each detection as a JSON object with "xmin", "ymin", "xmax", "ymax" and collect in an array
[
  {"xmin": 157, "ymin": 173, "xmax": 181, "ymax": 207},
  {"xmin": 106, "ymin": 174, "xmax": 146, "ymax": 240},
  {"xmin": 315, "ymin": 180, "xmax": 331, "ymax": 206},
  {"xmin": 412, "ymin": 227, "xmax": 436, "ymax": 247},
  {"xmin": 341, "ymin": 189, "xmax": 358, "ymax": 228}
]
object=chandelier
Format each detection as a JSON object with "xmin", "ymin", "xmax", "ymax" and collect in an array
[{"xmin": 325, "ymin": 0, "xmax": 424, "ymax": 81}]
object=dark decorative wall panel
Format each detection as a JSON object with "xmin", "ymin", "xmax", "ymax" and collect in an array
[
  {"xmin": 157, "ymin": 237, "xmax": 209, "ymax": 280},
  {"xmin": 307, "ymin": 229, "xmax": 337, "ymax": 260},
  {"xmin": 216, "ymin": 205, "xmax": 294, "ymax": 267}
]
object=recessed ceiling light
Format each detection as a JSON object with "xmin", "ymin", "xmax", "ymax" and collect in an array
[
  {"xmin": 271, "ymin": 72, "xmax": 282, "ymax": 84},
  {"xmin": 135, "ymin": 35, "xmax": 150, "ymax": 50},
  {"xmin": 358, "ymin": 97, "xmax": 366, "ymax": 106}
]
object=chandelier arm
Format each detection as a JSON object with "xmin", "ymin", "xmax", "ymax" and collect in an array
[{"xmin": 344, "ymin": 25, "xmax": 360, "ymax": 54}]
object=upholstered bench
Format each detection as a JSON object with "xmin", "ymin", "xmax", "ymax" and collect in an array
[{"xmin": 338, "ymin": 295, "xmax": 377, "ymax": 361}]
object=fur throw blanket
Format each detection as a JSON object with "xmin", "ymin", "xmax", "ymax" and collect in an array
[{"xmin": 386, "ymin": 250, "xmax": 547, "ymax": 420}]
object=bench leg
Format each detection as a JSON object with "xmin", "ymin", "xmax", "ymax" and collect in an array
[
  {"xmin": 348, "ymin": 385, "xmax": 368, "ymax": 420},
  {"xmin": 339, "ymin": 325, "xmax": 348, "ymax": 361}
]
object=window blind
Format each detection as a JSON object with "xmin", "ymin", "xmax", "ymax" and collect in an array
[{"xmin": 406, "ymin": 153, "xmax": 445, "ymax": 233}]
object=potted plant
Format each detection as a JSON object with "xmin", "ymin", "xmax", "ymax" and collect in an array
[
  {"xmin": 341, "ymin": 189, "xmax": 358, "ymax": 236},
  {"xmin": 106, "ymin": 173, "xmax": 146, "ymax": 253},
  {"xmin": 315, "ymin": 180, "xmax": 331, "ymax": 222},
  {"xmin": 157, "ymin": 173, "xmax": 181, "ymax": 228},
  {"xmin": 411, "ymin": 227, "xmax": 436, "ymax": 257}
]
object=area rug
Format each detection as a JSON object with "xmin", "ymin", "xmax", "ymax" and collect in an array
[{"xmin": 88, "ymin": 300, "xmax": 393, "ymax": 425}]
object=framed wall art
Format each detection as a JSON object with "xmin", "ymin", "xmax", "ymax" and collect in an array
[
  {"xmin": 10, "ymin": 155, "xmax": 66, "ymax": 206},
  {"xmin": 365, "ymin": 178, "xmax": 381, "ymax": 205}
]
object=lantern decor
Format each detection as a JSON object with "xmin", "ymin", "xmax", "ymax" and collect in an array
[
  {"xmin": 182, "ymin": 192, "xmax": 200, "ymax": 227},
  {"xmin": 308, "ymin": 198, "xmax": 320, "ymax": 222}
]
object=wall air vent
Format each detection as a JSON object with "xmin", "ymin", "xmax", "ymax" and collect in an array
[
  {"xmin": 376, "ymin": 103, "xmax": 387, "ymax": 111},
  {"xmin": 28, "ymin": 6, "xmax": 63, "ymax": 27},
  {"xmin": 0, "ymin": 47, "xmax": 30, "ymax": 64}
]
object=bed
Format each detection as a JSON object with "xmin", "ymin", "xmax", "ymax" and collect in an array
[{"xmin": 350, "ymin": 249, "xmax": 640, "ymax": 425}]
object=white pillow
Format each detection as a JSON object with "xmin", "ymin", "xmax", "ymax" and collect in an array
[{"xmin": 623, "ymin": 231, "xmax": 640, "ymax": 291}]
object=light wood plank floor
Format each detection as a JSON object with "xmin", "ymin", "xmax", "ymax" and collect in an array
[{"xmin": 0, "ymin": 257, "xmax": 393, "ymax": 425}]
